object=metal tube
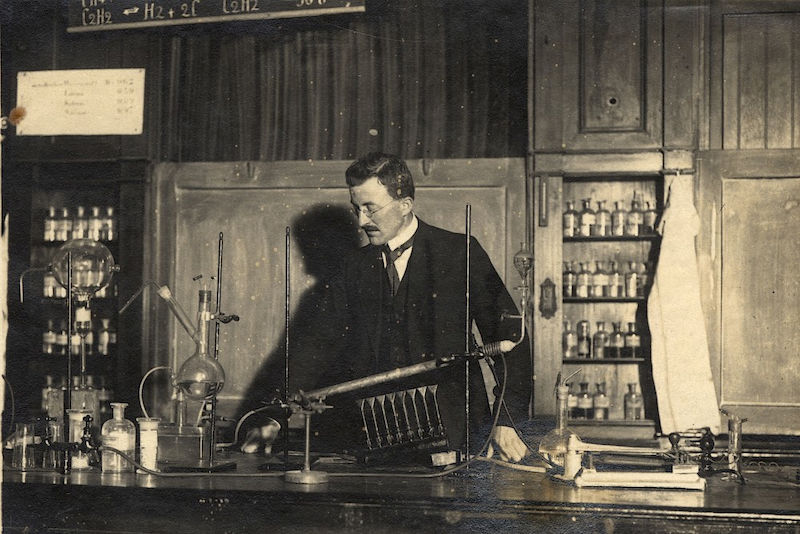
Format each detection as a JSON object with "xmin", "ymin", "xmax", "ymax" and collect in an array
[
  {"xmin": 301, "ymin": 359, "xmax": 451, "ymax": 401},
  {"xmin": 284, "ymin": 227, "xmax": 291, "ymax": 468},
  {"xmin": 465, "ymin": 205, "xmax": 471, "ymax": 460}
]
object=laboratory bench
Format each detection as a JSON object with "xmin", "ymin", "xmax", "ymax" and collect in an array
[{"xmin": 3, "ymin": 452, "xmax": 800, "ymax": 533}]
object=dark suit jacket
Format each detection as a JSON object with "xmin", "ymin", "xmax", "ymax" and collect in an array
[{"xmin": 289, "ymin": 219, "xmax": 531, "ymax": 452}]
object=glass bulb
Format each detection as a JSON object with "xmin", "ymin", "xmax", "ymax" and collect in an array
[
  {"xmin": 51, "ymin": 238, "xmax": 116, "ymax": 299},
  {"xmin": 513, "ymin": 241, "xmax": 533, "ymax": 280},
  {"xmin": 175, "ymin": 351, "xmax": 226, "ymax": 400}
]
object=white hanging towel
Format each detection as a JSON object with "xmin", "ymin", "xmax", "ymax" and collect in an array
[{"xmin": 648, "ymin": 173, "xmax": 719, "ymax": 434}]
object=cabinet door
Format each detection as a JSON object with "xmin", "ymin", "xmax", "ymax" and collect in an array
[
  {"xmin": 697, "ymin": 150, "xmax": 800, "ymax": 434},
  {"xmin": 534, "ymin": 0, "xmax": 663, "ymax": 151}
]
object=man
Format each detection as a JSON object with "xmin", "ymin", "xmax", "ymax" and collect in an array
[{"xmin": 283, "ymin": 152, "xmax": 530, "ymax": 463}]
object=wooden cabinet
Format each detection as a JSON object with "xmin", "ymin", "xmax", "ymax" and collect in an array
[{"xmin": 697, "ymin": 150, "xmax": 800, "ymax": 434}]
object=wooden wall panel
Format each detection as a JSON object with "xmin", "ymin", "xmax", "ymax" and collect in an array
[
  {"xmin": 144, "ymin": 159, "xmax": 527, "ymax": 420},
  {"xmin": 721, "ymin": 13, "xmax": 800, "ymax": 149}
]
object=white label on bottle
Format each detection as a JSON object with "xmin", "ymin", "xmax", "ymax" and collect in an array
[{"xmin": 577, "ymin": 396, "xmax": 593, "ymax": 409}]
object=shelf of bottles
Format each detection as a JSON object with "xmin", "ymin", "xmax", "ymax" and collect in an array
[{"xmin": 559, "ymin": 175, "xmax": 662, "ymax": 424}]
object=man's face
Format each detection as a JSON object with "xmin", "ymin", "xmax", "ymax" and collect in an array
[{"xmin": 349, "ymin": 177, "xmax": 411, "ymax": 246}]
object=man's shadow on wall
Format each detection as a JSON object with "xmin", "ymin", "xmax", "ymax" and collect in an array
[{"xmin": 237, "ymin": 204, "xmax": 361, "ymax": 418}]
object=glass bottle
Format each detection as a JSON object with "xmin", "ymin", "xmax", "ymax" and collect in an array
[
  {"xmin": 562, "ymin": 320, "xmax": 577, "ymax": 359},
  {"xmin": 625, "ymin": 261, "xmax": 639, "ymax": 298},
  {"xmin": 624, "ymin": 322, "xmax": 641, "ymax": 359},
  {"xmin": 45, "ymin": 378, "xmax": 66, "ymax": 423},
  {"xmin": 71, "ymin": 376, "xmax": 99, "ymax": 433},
  {"xmin": 56, "ymin": 320, "xmax": 69, "ymax": 356},
  {"xmin": 611, "ymin": 201, "xmax": 626, "ymax": 237},
  {"xmin": 97, "ymin": 377, "xmax": 112, "ymax": 426},
  {"xmin": 579, "ymin": 199, "xmax": 596, "ymax": 237},
  {"xmin": 624, "ymin": 383, "xmax": 644, "ymax": 420},
  {"xmin": 607, "ymin": 260, "xmax": 623, "ymax": 298},
  {"xmin": 56, "ymin": 207, "xmax": 72, "ymax": 242},
  {"xmin": 576, "ymin": 262, "xmax": 591, "ymax": 298},
  {"xmin": 593, "ymin": 200, "xmax": 610, "ymax": 237},
  {"xmin": 567, "ymin": 383, "xmax": 579, "ymax": 419},
  {"xmin": 97, "ymin": 318, "xmax": 111, "ymax": 356},
  {"xmin": 563, "ymin": 201, "xmax": 579, "ymax": 238},
  {"xmin": 563, "ymin": 261, "xmax": 576, "ymax": 298},
  {"xmin": 70, "ymin": 330, "xmax": 81, "ymax": 356},
  {"xmin": 609, "ymin": 321, "xmax": 624, "ymax": 359},
  {"xmin": 104, "ymin": 206, "xmax": 116, "ymax": 241},
  {"xmin": 576, "ymin": 320, "xmax": 591, "ymax": 358},
  {"xmin": 43, "ymin": 319, "xmax": 56, "ymax": 355},
  {"xmin": 43, "ymin": 206, "xmax": 57, "ymax": 242},
  {"xmin": 43, "ymin": 272, "xmax": 56, "ymax": 298},
  {"xmin": 41, "ymin": 375, "xmax": 56, "ymax": 413},
  {"xmin": 591, "ymin": 261, "xmax": 608, "ymax": 298},
  {"xmin": 638, "ymin": 262, "xmax": 649, "ymax": 297},
  {"xmin": 643, "ymin": 201, "xmax": 658, "ymax": 234},
  {"xmin": 593, "ymin": 382, "xmax": 610, "ymax": 420},
  {"xmin": 576, "ymin": 382, "xmax": 593, "ymax": 419},
  {"xmin": 625, "ymin": 193, "xmax": 643, "ymax": 236},
  {"xmin": 88, "ymin": 206, "xmax": 103, "ymax": 241},
  {"xmin": 592, "ymin": 321, "xmax": 609, "ymax": 359},
  {"xmin": 101, "ymin": 402, "xmax": 136, "ymax": 473},
  {"xmin": 538, "ymin": 385, "xmax": 580, "ymax": 469},
  {"xmin": 73, "ymin": 206, "xmax": 88, "ymax": 240}
]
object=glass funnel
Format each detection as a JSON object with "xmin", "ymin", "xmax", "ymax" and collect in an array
[{"xmin": 51, "ymin": 238, "xmax": 116, "ymax": 300}]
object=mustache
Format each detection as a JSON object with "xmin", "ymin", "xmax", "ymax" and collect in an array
[{"xmin": 361, "ymin": 225, "xmax": 380, "ymax": 232}]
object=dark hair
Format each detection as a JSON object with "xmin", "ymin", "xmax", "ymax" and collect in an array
[{"xmin": 345, "ymin": 152, "xmax": 415, "ymax": 200}]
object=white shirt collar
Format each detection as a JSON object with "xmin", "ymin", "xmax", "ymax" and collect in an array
[{"xmin": 387, "ymin": 214, "xmax": 418, "ymax": 250}]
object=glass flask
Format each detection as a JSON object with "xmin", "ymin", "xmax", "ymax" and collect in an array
[
  {"xmin": 563, "ymin": 201, "xmax": 579, "ymax": 238},
  {"xmin": 576, "ymin": 382, "xmax": 593, "ymax": 419},
  {"xmin": 624, "ymin": 322, "xmax": 641, "ymax": 359},
  {"xmin": 591, "ymin": 261, "xmax": 608, "ymax": 298},
  {"xmin": 538, "ymin": 385, "xmax": 580, "ymax": 469},
  {"xmin": 593, "ymin": 382, "xmax": 610, "ymax": 420},
  {"xmin": 576, "ymin": 262, "xmax": 591, "ymax": 298},
  {"xmin": 562, "ymin": 320, "xmax": 577, "ymax": 359},
  {"xmin": 643, "ymin": 201, "xmax": 658, "ymax": 234},
  {"xmin": 576, "ymin": 320, "xmax": 591, "ymax": 358},
  {"xmin": 625, "ymin": 193, "xmax": 643, "ymax": 236},
  {"xmin": 579, "ymin": 199, "xmax": 596, "ymax": 237},
  {"xmin": 592, "ymin": 321, "xmax": 609, "ymax": 359},
  {"xmin": 50, "ymin": 239, "xmax": 117, "ymax": 301},
  {"xmin": 607, "ymin": 260, "xmax": 623, "ymax": 298},
  {"xmin": 101, "ymin": 402, "xmax": 136, "ymax": 473},
  {"xmin": 563, "ymin": 262, "xmax": 576, "ymax": 298},
  {"xmin": 624, "ymin": 383, "xmax": 644, "ymax": 420},
  {"xmin": 593, "ymin": 200, "xmax": 610, "ymax": 237},
  {"xmin": 175, "ymin": 289, "xmax": 226, "ymax": 400},
  {"xmin": 609, "ymin": 321, "xmax": 624, "ymax": 359},
  {"xmin": 611, "ymin": 201, "xmax": 626, "ymax": 237}
]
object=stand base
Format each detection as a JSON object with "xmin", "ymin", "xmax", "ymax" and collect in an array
[
  {"xmin": 158, "ymin": 460, "xmax": 237, "ymax": 473},
  {"xmin": 284, "ymin": 468, "xmax": 329, "ymax": 484}
]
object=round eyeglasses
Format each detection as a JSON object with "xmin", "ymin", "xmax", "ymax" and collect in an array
[{"xmin": 351, "ymin": 199, "xmax": 397, "ymax": 219}]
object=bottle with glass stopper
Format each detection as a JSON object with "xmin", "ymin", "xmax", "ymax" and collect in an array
[
  {"xmin": 643, "ymin": 201, "xmax": 658, "ymax": 234},
  {"xmin": 563, "ymin": 261, "xmax": 576, "ymax": 298},
  {"xmin": 609, "ymin": 321, "xmax": 624, "ymax": 359},
  {"xmin": 563, "ymin": 201, "xmax": 579, "ymax": 238},
  {"xmin": 592, "ymin": 321, "xmax": 609, "ymax": 359},
  {"xmin": 579, "ymin": 199, "xmax": 596, "ymax": 237},
  {"xmin": 611, "ymin": 201, "xmax": 626, "ymax": 236},
  {"xmin": 562, "ymin": 320, "xmax": 577, "ymax": 359},
  {"xmin": 607, "ymin": 260, "xmax": 623, "ymax": 298},
  {"xmin": 593, "ymin": 200, "xmax": 610, "ymax": 237},
  {"xmin": 624, "ymin": 383, "xmax": 644, "ymax": 420},
  {"xmin": 576, "ymin": 320, "xmax": 591, "ymax": 358},
  {"xmin": 625, "ymin": 193, "xmax": 643, "ymax": 236},
  {"xmin": 576, "ymin": 262, "xmax": 591, "ymax": 298},
  {"xmin": 576, "ymin": 382, "xmax": 593, "ymax": 419},
  {"xmin": 538, "ymin": 382, "xmax": 580, "ymax": 470},
  {"xmin": 593, "ymin": 382, "xmax": 610, "ymax": 420},
  {"xmin": 591, "ymin": 261, "xmax": 608, "ymax": 298},
  {"xmin": 101, "ymin": 402, "xmax": 136, "ymax": 473}
]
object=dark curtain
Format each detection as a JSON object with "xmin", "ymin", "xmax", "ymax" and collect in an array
[{"xmin": 160, "ymin": 0, "xmax": 527, "ymax": 161}]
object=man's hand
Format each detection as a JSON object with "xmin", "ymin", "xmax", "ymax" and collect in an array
[{"xmin": 486, "ymin": 425, "xmax": 528, "ymax": 462}]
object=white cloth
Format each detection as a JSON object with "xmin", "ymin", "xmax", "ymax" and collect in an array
[{"xmin": 647, "ymin": 173, "xmax": 720, "ymax": 434}]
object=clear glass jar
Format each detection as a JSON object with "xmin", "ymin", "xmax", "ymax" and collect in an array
[
  {"xmin": 44, "ymin": 206, "xmax": 57, "ymax": 242},
  {"xmin": 73, "ymin": 206, "xmax": 88, "ymax": 240},
  {"xmin": 609, "ymin": 321, "xmax": 624, "ymax": 359},
  {"xmin": 625, "ymin": 194, "xmax": 643, "ymax": 236},
  {"xmin": 563, "ymin": 200, "xmax": 579, "ymax": 238},
  {"xmin": 576, "ymin": 382, "xmax": 593, "ymax": 419},
  {"xmin": 593, "ymin": 200, "xmax": 610, "ymax": 237},
  {"xmin": 592, "ymin": 321, "xmax": 609, "ymax": 359},
  {"xmin": 576, "ymin": 262, "xmax": 591, "ymax": 298},
  {"xmin": 576, "ymin": 320, "xmax": 591, "ymax": 358},
  {"xmin": 624, "ymin": 383, "xmax": 644, "ymax": 420},
  {"xmin": 625, "ymin": 261, "xmax": 639, "ymax": 298},
  {"xmin": 579, "ymin": 199, "xmax": 596, "ymax": 237},
  {"xmin": 607, "ymin": 260, "xmax": 623, "ymax": 298},
  {"xmin": 624, "ymin": 322, "xmax": 641, "ymax": 359},
  {"xmin": 101, "ymin": 402, "xmax": 135, "ymax": 473},
  {"xmin": 563, "ymin": 261, "xmax": 576, "ymax": 298},
  {"xmin": 593, "ymin": 382, "xmax": 610, "ymax": 420},
  {"xmin": 611, "ymin": 201, "xmax": 626, "ymax": 236},
  {"xmin": 562, "ymin": 320, "xmax": 577, "ymax": 359},
  {"xmin": 592, "ymin": 261, "xmax": 608, "ymax": 298}
]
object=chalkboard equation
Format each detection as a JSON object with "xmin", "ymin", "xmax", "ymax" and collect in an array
[{"xmin": 68, "ymin": 0, "xmax": 365, "ymax": 32}]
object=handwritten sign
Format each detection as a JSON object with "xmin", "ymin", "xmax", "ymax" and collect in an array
[
  {"xmin": 15, "ymin": 69, "xmax": 145, "ymax": 136},
  {"xmin": 68, "ymin": 0, "xmax": 365, "ymax": 33}
]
